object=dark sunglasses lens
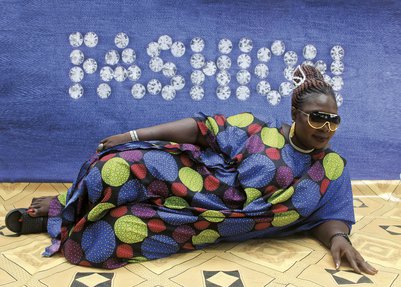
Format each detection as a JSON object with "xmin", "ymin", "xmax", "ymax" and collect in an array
[{"xmin": 310, "ymin": 112, "xmax": 340, "ymax": 124}]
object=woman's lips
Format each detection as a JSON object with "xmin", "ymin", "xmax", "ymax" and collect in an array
[{"xmin": 312, "ymin": 134, "xmax": 329, "ymax": 143}]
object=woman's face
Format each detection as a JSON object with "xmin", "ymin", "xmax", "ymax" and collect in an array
[{"xmin": 292, "ymin": 93, "xmax": 339, "ymax": 150}]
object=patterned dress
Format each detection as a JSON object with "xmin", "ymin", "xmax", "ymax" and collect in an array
[{"xmin": 44, "ymin": 112, "xmax": 355, "ymax": 269}]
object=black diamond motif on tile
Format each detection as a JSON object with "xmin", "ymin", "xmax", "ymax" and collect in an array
[
  {"xmin": 70, "ymin": 272, "xmax": 114, "ymax": 287},
  {"xmin": 326, "ymin": 269, "xmax": 373, "ymax": 284},
  {"xmin": 353, "ymin": 198, "xmax": 367, "ymax": 208},
  {"xmin": 203, "ymin": 270, "xmax": 244, "ymax": 287},
  {"xmin": 380, "ymin": 225, "xmax": 401, "ymax": 235}
]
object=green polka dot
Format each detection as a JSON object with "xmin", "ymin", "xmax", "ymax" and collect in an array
[
  {"xmin": 179, "ymin": 167, "xmax": 203, "ymax": 192},
  {"xmin": 128, "ymin": 256, "xmax": 148, "ymax": 263},
  {"xmin": 164, "ymin": 196, "xmax": 189, "ymax": 209},
  {"xmin": 272, "ymin": 210, "xmax": 300, "ymax": 227},
  {"xmin": 206, "ymin": 117, "xmax": 219, "ymax": 135},
  {"xmin": 244, "ymin": 188, "xmax": 262, "ymax": 207},
  {"xmin": 268, "ymin": 187, "xmax": 294, "ymax": 205},
  {"xmin": 115, "ymin": 215, "xmax": 148, "ymax": 244},
  {"xmin": 200, "ymin": 210, "xmax": 225, "ymax": 222},
  {"xmin": 192, "ymin": 229, "xmax": 220, "ymax": 245},
  {"xmin": 227, "ymin": 113, "xmax": 254, "ymax": 128},
  {"xmin": 88, "ymin": 203, "xmax": 115, "ymax": 221},
  {"xmin": 323, "ymin": 153, "xmax": 344, "ymax": 180},
  {"xmin": 261, "ymin": 127, "xmax": 285, "ymax": 148},
  {"xmin": 58, "ymin": 192, "xmax": 67, "ymax": 206},
  {"xmin": 101, "ymin": 157, "xmax": 130, "ymax": 187}
]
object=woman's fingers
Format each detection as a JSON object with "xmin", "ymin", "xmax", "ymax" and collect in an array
[
  {"xmin": 360, "ymin": 261, "xmax": 378, "ymax": 275},
  {"xmin": 331, "ymin": 247, "xmax": 342, "ymax": 269},
  {"xmin": 345, "ymin": 250, "xmax": 362, "ymax": 274}
]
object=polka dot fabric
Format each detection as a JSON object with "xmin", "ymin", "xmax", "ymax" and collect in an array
[{"xmin": 45, "ymin": 112, "xmax": 354, "ymax": 269}]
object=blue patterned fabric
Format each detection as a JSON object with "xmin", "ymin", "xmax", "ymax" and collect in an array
[
  {"xmin": 0, "ymin": 1, "xmax": 400, "ymax": 181},
  {"xmin": 44, "ymin": 112, "xmax": 355, "ymax": 268}
]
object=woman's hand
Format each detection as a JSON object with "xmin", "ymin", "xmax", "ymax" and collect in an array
[
  {"xmin": 97, "ymin": 133, "xmax": 131, "ymax": 151},
  {"xmin": 330, "ymin": 236, "xmax": 378, "ymax": 275}
]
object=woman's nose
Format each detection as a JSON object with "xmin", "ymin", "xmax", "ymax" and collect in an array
[{"xmin": 320, "ymin": 122, "xmax": 330, "ymax": 132}]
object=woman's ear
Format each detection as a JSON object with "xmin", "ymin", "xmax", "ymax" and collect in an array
[{"xmin": 291, "ymin": 106, "xmax": 296, "ymax": 122}]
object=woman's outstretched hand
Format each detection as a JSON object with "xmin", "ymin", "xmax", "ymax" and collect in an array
[
  {"xmin": 97, "ymin": 133, "xmax": 131, "ymax": 152},
  {"xmin": 330, "ymin": 236, "xmax": 378, "ymax": 275}
]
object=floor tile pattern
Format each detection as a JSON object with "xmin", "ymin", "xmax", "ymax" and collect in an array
[{"xmin": 0, "ymin": 181, "xmax": 400, "ymax": 286}]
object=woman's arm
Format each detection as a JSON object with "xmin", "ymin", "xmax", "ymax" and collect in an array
[
  {"xmin": 98, "ymin": 118, "xmax": 207, "ymax": 150},
  {"xmin": 312, "ymin": 220, "xmax": 378, "ymax": 275}
]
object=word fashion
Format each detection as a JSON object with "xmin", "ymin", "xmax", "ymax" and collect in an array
[{"xmin": 68, "ymin": 32, "xmax": 345, "ymax": 106}]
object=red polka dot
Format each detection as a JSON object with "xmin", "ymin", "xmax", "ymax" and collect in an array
[
  {"xmin": 320, "ymin": 178, "xmax": 330, "ymax": 195},
  {"xmin": 198, "ymin": 122, "xmax": 209, "ymax": 135},
  {"xmin": 272, "ymin": 204, "xmax": 289, "ymax": 213},
  {"xmin": 152, "ymin": 198, "xmax": 163, "ymax": 206},
  {"xmin": 194, "ymin": 220, "xmax": 210, "ymax": 230},
  {"xmin": 234, "ymin": 153, "xmax": 243, "ymax": 162},
  {"xmin": 165, "ymin": 143, "xmax": 180, "ymax": 149},
  {"xmin": 204, "ymin": 175, "xmax": 220, "ymax": 191},
  {"xmin": 230, "ymin": 212, "xmax": 245, "ymax": 218},
  {"xmin": 266, "ymin": 148, "xmax": 281, "ymax": 160},
  {"xmin": 171, "ymin": 182, "xmax": 188, "ymax": 197},
  {"xmin": 254, "ymin": 217, "xmax": 272, "ymax": 223},
  {"xmin": 248, "ymin": 123, "xmax": 262, "ymax": 134},
  {"xmin": 148, "ymin": 219, "xmax": 166, "ymax": 233},
  {"xmin": 101, "ymin": 187, "xmax": 113, "ymax": 203},
  {"xmin": 79, "ymin": 260, "xmax": 92, "ymax": 267},
  {"xmin": 116, "ymin": 244, "xmax": 134, "ymax": 259},
  {"xmin": 100, "ymin": 153, "xmax": 116, "ymax": 161},
  {"xmin": 194, "ymin": 207, "xmax": 207, "ymax": 213},
  {"xmin": 110, "ymin": 206, "xmax": 128, "ymax": 218},
  {"xmin": 215, "ymin": 115, "xmax": 226, "ymax": 126},
  {"xmin": 73, "ymin": 218, "xmax": 87, "ymax": 232},
  {"xmin": 255, "ymin": 222, "xmax": 271, "ymax": 230},
  {"xmin": 313, "ymin": 151, "xmax": 325, "ymax": 160},
  {"xmin": 265, "ymin": 185, "xmax": 277, "ymax": 194},
  {"xmin": 180, "ymin": 154, "xmax": 193, "ymax": 167},
  {"xmin": 131, "ymin": 164, "xmax": 147, "ymax": 180},
  {"xmin": 183, "ymin": 242, "xmax": 195, "ymax": 250}
]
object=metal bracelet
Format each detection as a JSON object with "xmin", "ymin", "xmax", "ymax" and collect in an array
[
  {"xmin": 129, "ymin": 130, "xmax": 139, "ymax": 142},
  {"xmin": 329, "ymin": 232, "xmax": 352, "ymax": 247}
]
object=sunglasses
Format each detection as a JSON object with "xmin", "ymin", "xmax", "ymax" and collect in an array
[{"xmin": 298, "ymin": 109, "xmax": 341, "ymax": 131}]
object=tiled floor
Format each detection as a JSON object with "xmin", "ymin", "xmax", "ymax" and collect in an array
[{"xmin": 0, "ymin": 181, "xmax": 400, "ymax": 287}]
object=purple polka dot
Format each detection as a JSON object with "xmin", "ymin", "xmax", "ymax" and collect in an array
[
  {"xmin": 172, "ymin": 225, "xmax": 196, "ymax": 243},
  {"xmin": 182, "ymin": 144, "xmax": 199, "ymax": 152},
  {"xmin": 103, "ymin": 258, "xmax": 126, "ymax": 269},
  {"xmin": 308, "ymin": 161, "xmax": 325, "ymax": 182},
  {"xmin": 246, "ymin": 135, "xmax": 265, "ymax": 154},
  {"xmin": 119, "ymin": 150, "xmax": 143, "ymax": 162},
  {"xmin": 224, "ymin": 187, "xmax": 246, "ymax": 209},
  {"xmin": 63, "ymin": 239, "xmax": 83, "ymax": 264},
  {"xmin": 147, "ymin": 180, "xmax": 169, "ymax": 198},
  {"xmin": 48, "ymin": 197, "xmax": 62, "ymax": 217},
  {"xmin": 182, "ymin": 144, "xmax": 201, "ymax": 158},
  {"xmin": 131, "ymin": 203, "xmax": 157, "ymax": 218},
  {"xmin": 276, "ymin": 166, "xmax": 294, "ymax": 187}
]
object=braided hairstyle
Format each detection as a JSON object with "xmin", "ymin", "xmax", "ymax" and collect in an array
[{"xmin": 291, "ymin": 64, "xmax": 335, "ymax": 110}]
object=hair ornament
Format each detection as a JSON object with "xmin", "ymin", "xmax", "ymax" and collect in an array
[{"xmin": 292, "ymin": 65, "xmax": 306, "ymax": 87}]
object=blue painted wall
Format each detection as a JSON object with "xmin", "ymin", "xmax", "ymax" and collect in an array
[{"xmin": 0, "ymin": 0, "xmax": 400, "ymax": 181}]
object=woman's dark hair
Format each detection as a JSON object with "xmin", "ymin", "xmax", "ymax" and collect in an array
[{"xmin": 291, "ymin": 64, "xmax": 336, "ymax": 109}]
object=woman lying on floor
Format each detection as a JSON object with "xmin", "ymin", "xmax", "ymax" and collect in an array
[{"xmin": 6, "ymin": 65, "xmax": 377, "ymax": 275}]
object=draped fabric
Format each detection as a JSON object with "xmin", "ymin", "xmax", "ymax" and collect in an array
[{"xmin": 44, "ymin": 113, "xmax": 354, "ymax": 269}]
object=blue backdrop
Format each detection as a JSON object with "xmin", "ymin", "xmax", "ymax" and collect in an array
[{"xmin": 0, "ymin": 0, "xmax": 400, "ymax": 181}]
